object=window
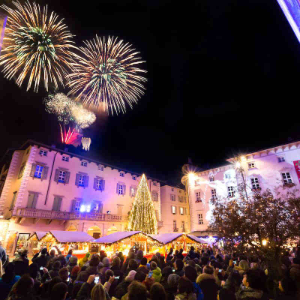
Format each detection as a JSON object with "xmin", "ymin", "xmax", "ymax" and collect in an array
[
  {"xmin": 54, "ymin": 169, "xmax": 70, "ymax": 184},
  {"xmin": 92, "ymin": 201, "xmax": 103, "ymax": 213},
  {"xmin": 251, "ymin": 178, "xmax": 260, "ymax": 190},
  {"xmin": 198, "ymin": 214, "xmax": 203, "ymax": 225},
  {"xmin": 52, "ymin": 196, "xmax": 62, "ymax": 211},
  {"xmin": 173, "ymin": 220, "xmax": 177, "ymax": 231},
  {"xmin": 228, "ymin": 186, "xmax": 235, "ymax": 198},
  {"xmin": 178, "ymin": 196, "xmax": 183, "ymax": 202},
  {"xmin": 81, "ymin": 161, "xmax": 87, "ymax": 167},
  {"xmin": 72, "ymin": 200, "xmax": 81, "ymax": 212},
  {"xmin": 171, "ymin": 188, "xmax": 174, "ymax": 191},
  {"xmin": 170, "ymin": 194, "xmax": 176, "ymax": 201},
  {"xmin": 10, "ymin": 191, "xmax": 17, "ymax": 210},
  {"xmin": 225, "ymin": 173, "xmax": 231, "ymax": 179},
  {"xmin": 120, "ymin": 172, "xmax": 124, "ymax": 177},
  {"xmin": 132, "ymin": 176, "xmax": 136, "ymax": 180},
  {"xmin": 282, "ymin": 172, "xmax": 293, "ymax": 184},
  {"xmin": 248, "ymin": 162, "xmax": 255, "ymax": 169},
  {"xmin": 58, "ymin": 170, "xmax": 66, "ymax": 183},
  {"xmin": 195, "ymin": 192, "xmax": 202, "ymax": 203},
  {"xmin": 117, "ymin": 183, "xmax": 126, "ymax": 195},
  {"xmin": 181, "ymin": 221, "xmax": 185, "ymax": 232},
  {"xmin": 209, "ymin": 176, "xmax": 214, "ymax": 182},
  {"xmin": 34, "ymin": 165, "xmax": 44, "ymax": 179},
  {"xmin": 98, "ymin": 165, "xmax": 104, "ymax": 171},
  {"xmin": 184, "ymin": 207, "xmax": 187, "ymax": 215},
  {"xmin": 180, "ymin": 207, "xmax": 184, "ymax": 215},
  {"xmin": 75, "ymin": 174, "xmax": 89, "ymax": 188},
  {"xmin": 179, "ymin": 190, "xmax": 181, "ymax": 193},
  {"xmin": 39, "ymin": 149, "xmax": 47, "ymax": 156},
  {"xmin": 152, "ymin": 191, "xmax": 158, "ymax": 201},
  {"xmin": 94, "ymin": 178, "xmax": 105, "ymax": 191},
  {"xmin": 62, "ymin": 156, "xmax": 69, "ymax": 162},
  {"xmin": 153, "ymin": 181, "xmax": 157, "ymax": 186},
  {"xmin": 211, "ymin": 189, "xmax": 217, "ymax": 200},
  {"xmin": 27, "ymin": 192, "xmax": 38, "ymax": 209},
  {"xmin": 18, "ymin": 163, "xmax": 25, "ymax": 179},
  {"xmin": 130, "ymin": 186, "xmax": 137, "ymax": 197},
  {"xmin": 278, "ymin": 157, "xmax": 285, "ymax": 163},
  {"xmin": 171, "ymin": 206, "xmax": 176, "ymax": 214}
]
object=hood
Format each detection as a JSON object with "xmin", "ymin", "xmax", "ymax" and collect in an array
[
  {"xmin": 69, "ymin": 256, "xmax": 78, "ymax": 264},
  {"xmin": 125, "ymin": 270, "xmax": 137, "ymax": 282},
  {"xmin": 196, "ymin": 273, "xmax": 215, "ymax": 284},
  {"xmin": 153, "ymin": 267, "xmax": 162, "ymax": 275}
]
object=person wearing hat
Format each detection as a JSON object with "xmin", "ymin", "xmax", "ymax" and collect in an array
[
  {"xmin": 114, "ymin": 270, "xmax": 137, "ymax": 300},
  {"xmin": 68, "ymin": 256, "xmax": 78, "ymax": 273},
  {"xmin": 79, "ymin": 253, "xmax": 90, "ymax": 268}
]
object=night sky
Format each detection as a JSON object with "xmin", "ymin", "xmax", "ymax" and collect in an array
[{"xmin": 0, "ymin": 0, "xmax": 300, "ymax": 185}]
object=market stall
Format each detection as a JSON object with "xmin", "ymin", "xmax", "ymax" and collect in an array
[
  {"xmin": 28, "ymin": 231, "xmax": 48, "ymax": 255},
  {"xmin": 92, "ymin": 231, "xmax": 163, "ymax": 257},
  {"xmin": 39, "ymin": 230, "xmax": 95, "ymax": 259}
]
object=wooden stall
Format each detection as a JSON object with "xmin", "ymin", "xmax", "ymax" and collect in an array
[
  {"xmin": 92, "ymin": 231, "xmax": 163, "ymax": 257},
  {"xmin": 28, "ymin": 231, "xmax": 47, "ymax": 255},
  {"xmin": 39, "ymin": 230, "xmax": 95, "ymax": 259}
]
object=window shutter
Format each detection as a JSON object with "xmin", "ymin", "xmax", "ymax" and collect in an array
[
  {"xmin": 27, "ymin": 193, "xmax": 34, "ymax": 208},
  {"xmin": 42, "ymin": 166, "xmax": 49, "ymax": 180},
  {"xmin": 54, "ymin": 169, "xmax": 59, "ymax": 182},
  {"xmin": 99, "ymin": 202, "xmax": 103, "ymax": 213},
  {"xmin": 101, "ymin": 180, "xmax": 105, "ymax": 191},
  {"xmin": 93, "ymin": 178, "xmax": 97, "ymax": 190},
  {"xmin": 123, "ymin": 184, "xmax": 126, "ymax": 195},
  {"xmin": 175, "ymin": 206, "xmax": 177, "ymax": 214},
  {"xmin": 52, "ymin": 196, "xmax": 58, "ymax": 211},
  {"xmin": 116, "ymin": 183, "xmax": 119, "ymax": 194},
  {"xmin": 171, "ymin": 206, "xmax": 173, "ymax": 213},
  {"xmin": 84, "ymin": 176, "xmax": 89, "ymax": 188},
  {"xmin": 65, "ymin": 172, "xmax": 70, "ymax": 184},
  {"xmin": 75, "ymin": 174, "xmax": 80, "ymax": 186},
  {"xmin": 57, "ymin": 197, "xmax": 62, "ymax": 211},
  {"xmin": 170, "ymin": 194, "xmax": 172, "ymax": 200},
  {"xmin": 32, "ymin": 193, "xmax": 38, "ymax": 209},
  {"xmin": 30, "ymin": 163, "xmax": 36, "ymax": 177},
  {"xmin": 71, "ymin": 200, "xmax": 76, "ymax": 212}
]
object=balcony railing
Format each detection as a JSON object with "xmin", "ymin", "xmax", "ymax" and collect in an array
[{"xmin": 14, "ymin": 208, "xmax": 122, "ymax": 222}]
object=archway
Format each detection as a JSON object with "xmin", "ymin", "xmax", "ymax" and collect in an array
[
  {"xmin": 87, "ymin": 226, "xmax": 101, "ymax": 239},
  {"xmin": 107, "ymin": 225, "xmax": 118, "ymax": 235},
  {"xmin": 66, "ymin": 225, "xmax": 77, "ymax": 232}
]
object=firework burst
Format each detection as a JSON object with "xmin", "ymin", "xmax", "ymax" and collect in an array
[
  {"xmin": 67, "ymin": 35, "xmax": 147, "ymax": 115},
  {"xmin": 0, "ymin": 1, "xmax": 76, "ymax": 92}
]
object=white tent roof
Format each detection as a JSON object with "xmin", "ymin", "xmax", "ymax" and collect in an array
[
  {"xmin": 49, "ymin": 231, "xmax": 95, "ymax": 243},
  {"xmin": 28, "ymin": 231, "xmax": 47, "ymax": 241},
  {"xmin": 94, "ymin": 231, "xmax": 142, "ymax": 244},
  {"xmin": 149, "ymin": 233, "xmax": 183, "ymax": 244}
]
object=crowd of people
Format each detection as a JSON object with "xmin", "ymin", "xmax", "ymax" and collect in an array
[{"xmin": 0, "ymin": 243, "xmax": 299, "ymax": 300}]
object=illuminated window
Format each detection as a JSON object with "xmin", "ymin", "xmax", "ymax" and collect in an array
[
  {"xmin": 178, "ymin": 196, "xmax": 183, "ymax": 202},
  {"xmin": 180, "ymin": 207, "xmax": 184, "ymax": 215},
  {"xmin": 278, "ymin": 157, "xmax": 285, "ymax": 163},
  {"xmin": 39, "ymin": 150, "xmax": 47, "ymax": 156},
  {"xmin": 95, "ymin": 178, "xmax": 105, "ymax": 191},
  {"xmin": 130, "ymin": 186, "xmax": 137, "ymax": 197},
  {"xmin": 171, "ymin": 206, "xmax": 176, "ymax": 214},
  {"xmin": 195, "ymin": 192, "xmax": 202, "ymax": 203},
  {"xmin": 58, "ymin": 170, "xmax": 66, "ymax": 183},
  {"xmin": 62, "ymin": 156, "xmax": 69, "ymax": 162},
  {"xmin": 34, "ymin": 165, "xmax": 44, "ymax": 179},
  {"xmin": 211, "ymin": 189, "xmax": 217, "ymax": 200},
  {"xmin": 170, "ymin": 194, "xmax": 176, "ymax": 201},
  {"xmin": 225, "ymin": 173, "xmax": 231, "ymax": 179},
  {"xmin": 228, "ymin": 186, "xmax": 235, "ymax": 198},
  {"xmin": 132, "ymin": 176, "xmax": 136, "ymax": 180},
  {"xmin": 152, "ymin": 191, "xmax": 158, "ymax": 201},
  {"xmin": 282, "ymin": 172, "xmax": 293, "ymax": 184},
  {"xmin": 81, "ymin": 161, "xmax": 87, "ymax": 167},
  {"xmin": 80, "ymin": 204, "xmax": 91, "ymax": 213},
  {"xmin": 248, "ymin": 162, "xmax": 255, "ymax": 169},
  {"xmin": 251, "ymin": 178, "xmax": 260, "ymax": 189},
  {"xmin": 198, "ymin": 214, "xmax": 203, "ymax": 225},
  {"xmin": 117, "ymin": 184, "xmax": 125, "ymax": 195},
  {"xmin": 73, "ymin": 200, "xmax": 81, "ymax": 212}
]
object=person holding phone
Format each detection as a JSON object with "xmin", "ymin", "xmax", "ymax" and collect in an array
[{"xmin": 32, "ymin": 248, "xmax": 49, "ymax": 269}]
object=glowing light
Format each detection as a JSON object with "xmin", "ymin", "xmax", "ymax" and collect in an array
[
  {"xmin": 81, "ymin": 137, "xmax": 91, "ymax": 151},
  {"xmin": 67, "ymin": 35, "xmax": 147, "ymax": 115},
  {"xmin": 235, "ymin": 162, "xmax": 241, "ymax": 168},
  {"xmin": 188, "ymin": 172, "xmax": 196, "ymax": 181},
  {"xmin": 0, "ymin": 1, "xmax": 76, "ymax": 92},
  {"xmin": 262, "ymin": 239, "xmax": 267, "ymax": 246}
]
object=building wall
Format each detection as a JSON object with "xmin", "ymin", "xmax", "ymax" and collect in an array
[
  {"xmin": 187, "ymin": 142, "xmax": 300, "ymax": 233},
  {"xmin": 160, "ymin": 185, "xmax": 189, "ymax": 233}
]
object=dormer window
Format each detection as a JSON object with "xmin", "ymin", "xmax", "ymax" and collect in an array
[
  {"xmin": 248, "ymin": 162, "xmax": 256, "ymax": 169},
  {"xmin": 153, "ymin": 181, "xmax": 157, "ymax": 186},
  {"xmin": 120, "ymin": 172, "xmax": 125, "ymax": 177},
  {"xmin": 98, "ymin": 165, "xmax": 104, "ymax": 171},
  {"xmin": 81, "ymin": 161, "xmax": 87, "ymax": 167},
  {"xmin": 39, "ymin": 149, "xmax": 47, "ymax": 156},
  {"xmin": 132, "ymin": 175, "xmax": 136, "ymax": 180},
  {"xmin": 278, "ymin": 157, "xmax": 285, "ymax": 163},
  {"xmin": 62, "ymin": 156, "xmax": 69, "ymax": 162}
]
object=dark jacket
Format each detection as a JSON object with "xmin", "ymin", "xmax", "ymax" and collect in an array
[
  {"xmin": 0, "ymin": 276, "xmax": 21, "ymax": 300},
  {"xmin": 76, "ymin": 282, "xmax": 93, "ymax": 300},
  {"xmin": 114, "ymin": 281, "xmax": 131, "ymax": 300},
  {"xmin": 32, "ymin": 254, "xmax": 49, "ymax": 268},
  {"xmin": 0, "ymin": 246, "xmax": 7, "ymax": 265},
  {"xmin": 13, "ymin": 259, "xmax": 29, "ymax": 276},
  {"xmin": 236, "ymin": 287, "xmax": 269, "ymax": 300},
  {"xmin": 197, "ymin": 274, "xmax": 219, "ymax": 300},
  {"xmin": 137, "ymin": 265, "xmax": 149, "ymax": 275},
  {"xmin": 175, "ymin": 269, "xmax": 184, "ymax": 277}
]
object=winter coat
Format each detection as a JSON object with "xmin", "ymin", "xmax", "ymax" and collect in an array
[
  {"xmin": 137, "ymin": 265, "xmax": 149, "ymax": 275},
  {"xmin": 135, "ymin": 250, "xmax": 143, "ymax": 265},
  {"xmin": 13, "ymin": 259, "xmax": 29, "ymax": 276},
  {"xmin": 79, "ymin": 254, "xmax": 90, "ymax": 268},
  {"xmin": 32, "ymin": 254, "xmax": 49, "ymax": 268},
  {"xmin": 175, "ymin": 270, "xmax": 184, "ymax": 277},
  {"xmin": 0, "ymin": 276, "xmax": 21, "ymax": 300},
  {"xmin": 0, "ymin": 246, "xmax": 7, "ymax": 265},
  {"xmin": 76, "ymin": 282, "xmax": 93, "ymax": 300},
  {"xmin": 192, "ymin": 282, "xmax": 204, "ymax": 300},
  {"xmin": 114, "ymin": 281, "xmax": 131, "ymax": 300},
  {"xmin": 152, "ymin": 267, "xmax": 162, "ymax": 282},
  {"xmin": 175, "ymin": 292, "xmax": 196, "ymax": 300},
  {"xmin": 196, "ymin": 273, "xmax": 218, "ymax": 300},
  {"xmin": 236, "ymin": 286, "xmax": 269, "ymax": 300}
]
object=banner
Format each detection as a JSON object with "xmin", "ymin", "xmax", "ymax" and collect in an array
[{"xmin": 293, "ymin": 160, "xmax": 300, "ymax": 182}]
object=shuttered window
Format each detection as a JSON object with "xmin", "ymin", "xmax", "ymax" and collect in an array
[
  {"xmin": 94, "ymin": 177, "xmax": 105, "ymax": 191},
  {"xmin": 27, "ymin": 192, "xmax": 38, "ymax": 208},
  {"xmin": 52, "ymin": 196, "xmax": 62, "ymax": 211},
  {"xmin": 54, "ymin": 169, "xmax": 70, "ymax": 184},
  {"xmin": 116, "ymin": 183, "xmax": 126, "ymax": 195},
  {"xmin": 30, "ymin": 163, "xmax": 48, "ymax": 180},
  {"xmin": 75, "ymin": 174, "xmax": 89, "ymax": 188}
]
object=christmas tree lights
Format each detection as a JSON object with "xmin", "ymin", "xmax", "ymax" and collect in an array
[{"xmin": 128, "ymin": 174, "xmax": 158, "ymax": 234}]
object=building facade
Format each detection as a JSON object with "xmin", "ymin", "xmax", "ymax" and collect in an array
[
  {"xmin": 186, "ymin": 141, "xmax": 300, "ymax": 234},
  {"xmin": 0, "ymin": 141, "xmax": 166, "ymax": 254}
]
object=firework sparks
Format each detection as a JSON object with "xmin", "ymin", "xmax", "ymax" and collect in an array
[
  {"xmin": 67, "ymin": 35, "xmax": 147, "ymax": 115},
  {"xmin": 71, "ymin": 104, "xmax": 96, "ymax": 129},
  {"xmin": 0, "ymin": 1, "xmax": 76, "ymax": 92}
]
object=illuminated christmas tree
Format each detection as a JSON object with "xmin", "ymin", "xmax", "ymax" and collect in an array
[{"xmin": 128, "ymin": 174, "xmax": 158, "ymax": 234}]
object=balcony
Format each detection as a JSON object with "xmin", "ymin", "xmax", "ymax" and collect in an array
[{"xmin": 13, "ymin": 208, "xmax": 122, "ymax": 224}]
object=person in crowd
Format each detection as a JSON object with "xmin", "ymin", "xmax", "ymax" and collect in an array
[
  {"xmin": 118, "ymin": 252, "xmax": 125, "ymax": 269},
  {"xmin": 150, "ymin": 261, "xmax": 162, "ymax": 282},
  {"xmin": 122, "ymin": 252, "xmax": 135, "ymax": 273},
  {"xmin": 100, "ymin": 251, "xmax": 107, "ymax": 263},
  {"xmin": 32, "ymin": 248, "xmax": 49, "ymax": 269},
  {"xmin": 71, "ymin": 266, "xmax": 81, "ymax": 282},
  {"xmin": 196, "ymin": 266, "xmax": 218, "ymax": 300},
  {"xmin": 99, "ymin": 257, "xmax": 110, "ymax": 282},
  {"xmin": 189, "ymin": 247, "xmax": 196, "ymax": 260},
  {"xmin": 165, "ymin": 274, "xmax": 180, "ymax": 300},
  {"xmin": 136, "ymin": 257, "xmax": 149, "ymax": 275},
  {"xmin": 128, "ymin": 281, "xmax": 147, "ymax": 300},
  {"xmin": 87, "ymin": 255, "xmax": 101, "ymax": 275},
  {"xmin": 41, "ymin": 277, "xmax": 62, "ymax": 300},
  {"xmin": 150, "ymin": 282, "xmax": 167, "ymax": 300},
  {"xmin": 0, "ymin": 242, "xmax": 7, "ymax": 266},
  {"xmin": 166, "ymin": 249, "xmax": 173, "ymax": 263},
  {"xmin": 160, "ymin": 266, "xmax": 173, "ymax": 291},
  {"xmin": 111, "ymin": 256, "xmax": 124, "ymax": 283},
  {"xmin": 174, "ymin": 260, "xmax": 184, "ymax": 277},
  {"xmin": 59, "ymin": 267, "xmax": 73, "ymax": 296},
  {"xmin": 28, "ymin": 263, "xmax": 44, "ymax": 294},
  {"xmin": 175, "ymin": 277, "xmax": 196, "ymax": 300},
  {"xmin": 276, "ymin": 277, "xmax": 298, "ymax": 300},
  {"xmin": 135, "ymin": 250, "xmax": 143, "ymax": 265},
  {"xmin": 91, "ymin": 283, "xmax": 107, "ymax": 300},
  {"xmin": 49, "ymin": 261, "xmax": 61, "ymax": 278},
  {"xmin": 68, "ymin": 256, "xmax": 78, "ymax": 273},
  {"xmin": 222, "ymin": 270, "xmax": 242, "ymax": 294},
  {"xmin": 0, "ymin": 263, "xmax": 21, "ymax": 300},
  {"xmin": 114, "ymin": 270, "xmax": 136, "ymax": 300},
  {"xmin": 79, "ymin": 253, "xmax": 90, "ymax": 268},
  {"xmin": 184, "ymin": 266, "xmax": 203, "ymax": 300},
  {"xmin": 290, "ymin": 257, "xmax": 300, "ymax": 294},
  {"xmin": 236, "ymin": 269, "xmax": 269, "ymax": 300},
  {"xmin": 125, "ymin": 259, "xmax": 138, "ymax": 276},
  {"xmin": 13, "ymin": 250, "xmax": 29, "ymax": 276},
  {"xmin": 234, "ymin": 260, "xmax": 249, "ymax": 276},
  {"xmin": 50, "ymin": 282, "xmax": 68, "ymax": 300},
  {"xmin": 7, "ymin": 274, "xmax": 35, "ymax": 300},
  {"xmin": 218, "ymin": 288, "xmax": 236, "ymax": 300},
  {"xmin": 66, "ymin": 250, "xmax": 73, "ymax": 264},
  {"xmin": 72, "ymin": 271, "xmax": 89, "ymax": 300},
  {"xmin": 177, "ymin": 249, "xmax": 184, "ymax": 261}
]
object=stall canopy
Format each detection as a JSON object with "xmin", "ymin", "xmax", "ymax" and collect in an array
[
  {"xmin": 28, "ymin": 231, "xmax": 47, "ymax": 241},
  {"xmin": 149, "ymin": 233, "xmax": 183, "ymax": 245},
  {"xmin": 43, "ymin": 231, "xmax": 95, "ymax": 243},
  {"xmin": 187, "ymin": 234, "xmax": 207, "ymax": 244}
]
